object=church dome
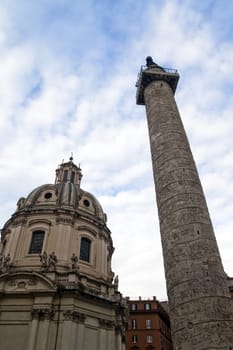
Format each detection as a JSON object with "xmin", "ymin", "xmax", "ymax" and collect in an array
[
  {"xmin": 15, "ymin": 157, "xmax": 107, "ymax": 223},
  {"xmin": 1, "ymin": 157, "xmax": 113, "ymax": 286}
]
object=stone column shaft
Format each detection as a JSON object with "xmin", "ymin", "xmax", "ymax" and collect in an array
[
  {"xmin": 60, "ymin": 319, "xmax": 73, "ymax": 350},
  {"xmin": 34, "ymin": 309, "xmax": 53, "ymax": 350},
  {"xmin": 70, "ymin": 321, "xmax": 78, "ymax": 350},
  {"xmin": 99, "ymin": 328, "xmax": 107, "ymax": 350},
  {"xmin": 107, "ymin": 328, "xmax": 115, "ymax": 349},
  {"xmin": 37, "ymin": 319, "xmax": 50, "ymax": 350},
  {"xmin": 27, "ymin": 315, "xmax": 39, "ymax": 350},
  {"xmin": 76, "ymin": 322, "xmax": 85, "ymax": 349},
  {"xmin": 115, "ymin": 331, "xmax": 122, "ymax": 350},
  {"xmin": 137, "ymin": 64, "xmax": 233, "ymax": 350}
]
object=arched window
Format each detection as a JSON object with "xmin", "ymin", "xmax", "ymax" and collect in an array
[
  {"xmin": 80, "ymin": 237, "xmax": 91, "ymax": 262},
  {"xmin": 29, "ymin": 230, "xmax": 45, "ymax": 254},
  {"xmin": 63, "ymin": 169, "xmax": 68, "ymax": 182},
  {"xmin": 71, "ymin": 171, "xmax": 75, "ymax": 183}
]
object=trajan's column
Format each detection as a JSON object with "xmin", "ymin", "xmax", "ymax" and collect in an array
[{"xmin": 136, "ymin": 57, "xmax": 233, "ymax": 349}]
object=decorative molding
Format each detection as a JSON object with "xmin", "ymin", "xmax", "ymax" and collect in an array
[
  {"xmin": 12, "ymin": 219, "xmax": 27, "ymax": 227},
  {"xmin": 18, "ymin": 281, "xmax": 26, "ymax": 288},
  {"xmin": 56, "ymin": 217, "xmax": 74, "ymax": 225},
  {"xmin": 78, "ymin": 226, "xmax": 97, "ymax": 237},
  {"xmin": 27, "ymin": 279, "xmax": 37, "ymax": 286},
  {"xmin": 6, "ymin": 278, "xmax": 38, "ymax": 290},
  {"xmin": 28, "ymin": 219, "xmax": 52, "ymax": 227},
  {"xmin": 98, "ymin": 318, "xmax": 115, "ymax": 330}
]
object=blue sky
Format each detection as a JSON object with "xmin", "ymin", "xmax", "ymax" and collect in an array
[{"xmin": 0, "ymin": 0, "xmax": 233, "ymax": 299}]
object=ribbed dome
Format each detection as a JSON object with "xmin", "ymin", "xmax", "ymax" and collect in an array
[{"xmin": 15, "ymin": 158, "xmax": 107, "ymax": 222}]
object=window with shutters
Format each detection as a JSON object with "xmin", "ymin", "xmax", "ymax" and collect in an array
[
  {"xmin": 132, "ymin": 319, "xmax": 137, "ymax": 329},
  {"xmin": 147, "ymin": 335, "xmax": 153, "ymax": 343},
  {"xmin": 132, "ymin": 335, "xmax": 137, "ymax": 343}
]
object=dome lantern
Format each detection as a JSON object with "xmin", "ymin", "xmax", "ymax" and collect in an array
[{"xmin": 55, "ymin": 156, "xmax": 82, "ymax": 186}]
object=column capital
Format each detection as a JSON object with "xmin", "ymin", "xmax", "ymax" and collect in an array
[
  {"xmin": 98, "ymin": 318, "xmax": 115, "ymax": 329},
  {"xmin": 32, "ymin": 308, "xmax": 54, "ymax": 321}
]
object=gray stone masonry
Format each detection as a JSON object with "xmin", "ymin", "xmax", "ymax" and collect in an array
[{"xmin": 136, "ymin": 64, "xmax": 233, "ymax": 350}]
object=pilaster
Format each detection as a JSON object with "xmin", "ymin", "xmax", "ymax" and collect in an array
[
  {"xmin": 75, "ymin": 313, "xmax": 86, "ymax": 350},
  {"xmin": 27, "ymin": 309, "xmax": 40, "ymax": 350},
  {"xmin": 36, "ymin": 309, "xmax": 53, "ymax": 350}
]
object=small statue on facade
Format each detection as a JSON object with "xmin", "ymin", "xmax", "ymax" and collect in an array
[
  {"xmin": 0, "ymin": 253, "xmax": 3, "ymax": 269},
  {"xmin": 40, "ymin": 251, "xmax": 48, "ymax": 270},
  {"xmin": 71, "ymin": 253, "xmax": 78, "ymax": 270},
  {"xmin": 3, "ymin": 253, "xmax": 11, "ymax": 270},
  {"xmin": 48, "ymin": 252, "xmax": 57, "ymax": 271},
  {"xmin": 16, "ymin": 197, "xmax": 25, "ymax": 211},
  {"xmin": 114, "ymin": 275, "xmax": 119, "ymax": 291}
]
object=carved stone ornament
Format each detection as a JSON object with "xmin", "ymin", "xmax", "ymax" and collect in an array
[
  {"xmin": 56, "ymin": 217, "xmax": 74, "ymax": 225},
  {"xmin": 99, "ymin": 318, "xmax": 115, "ymax": 330},
  {"xmin": 115, "ymin": 324, "xmax": 123, "ymax": 334},
  {"xmin": 63, "ymin": 310, "xmax": 73, "ymax": 321},
  {"xmin": 31, "ymin": 309, "xmax": 41, "ymax": 320},
  {"xmin": 12, "ymin": 219, "xmax": 27, "ymax": 227},
  {"xmin": 31, "ymin": 308, "xmax": 54, "ymax": 321},
  {"xmin": 75, "ymin": 312, "xmax": 86, "ymax": 324}
]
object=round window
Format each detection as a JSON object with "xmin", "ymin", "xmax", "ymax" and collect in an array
[
  {"xmin": 44, "ymin": 192, "xmax": 52, "ymax": 199},
  {"xmin": 83, "ymin": 199, "xmax": 90, "ymax": 207}
]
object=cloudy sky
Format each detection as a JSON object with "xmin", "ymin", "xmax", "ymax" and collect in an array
[{"xmin": 0, "ymin": 0, "xmax": 233, "ymax": 300}]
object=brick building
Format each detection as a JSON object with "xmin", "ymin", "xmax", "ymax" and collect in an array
[{"xmin": 126, "ymin": 297, "xmax": 173, "ymax": 350}]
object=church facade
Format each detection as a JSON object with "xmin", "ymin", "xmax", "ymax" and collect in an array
[{"xmin": 0, "ymin": 157, "xmax": 126, "ymax": 350}]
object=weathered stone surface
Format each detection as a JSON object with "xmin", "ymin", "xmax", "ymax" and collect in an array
[{"xmin": 137, "ymin": 66, "xmax": 233, "ymax": 349}]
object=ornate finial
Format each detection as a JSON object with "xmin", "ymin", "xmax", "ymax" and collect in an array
[{"xmin": 69, "ymin": 152, "xmax": 73, "ymax": 162}]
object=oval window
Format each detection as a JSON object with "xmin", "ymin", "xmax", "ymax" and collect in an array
[
  {"xmin": 44, "ymin": 192, "xmax": 52, "ymax": 199},
  {"xmin": 83, "ymin": 199, "xmax": 90, "ymax": 207}
]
